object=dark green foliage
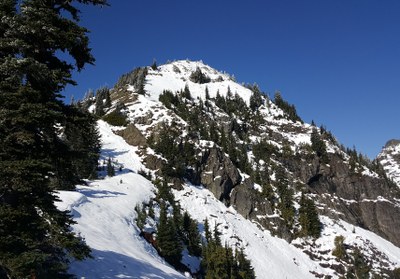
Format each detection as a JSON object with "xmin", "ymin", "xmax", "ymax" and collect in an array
[
  {"xmin": 183, "ymin": 84, "xmax": 192, "ymax": 99},
  {"xmin": 115, "ymin": 67, "xmax": 148, "ymax": 94},
  {"xmin": 182, "ymin": 212, "xmax": 202, "ymax": 257},
  {"xmin": 201, "ymin": 223, "xmax": 255, "ymax": 279},
  {"xmin": 236, "ymin": 248, "xmax": 255, "ymax": 279},
  {"xmin": 348, "ymin": 248, "xmax": 371, "ymax": 279},
  {"xmin": 135, "ymin": 204, "xmax": 147, "ymax": 230},
  {"xmin": 332, "ymin": 235, "xmax": 346, "ymax": 260},
  {"xmin": 261, "ymin": 183, "xmax": 275, "ymax": 205},
  {"xmin": 275, "ymin": 166, "xmax": 295, "ymax": 227},
  {"xmin": 106, "ymin": 157, "xmax": 115, "ymax": 177},
  {"xmin": 49, "ymin": 105, "xmax": 101, "ymax": 189},
  {"xmin": 148, "ymin": 201, "xmax": 155, "ymax": 219},
  {"xmin": 155, "ymin": 180, "xmax": 174, "ymax": 204},
  {"xmin": 102, "ymin": 109, "xmax": 128, "ymax": 126},
  {"xmin": 204, "ymin": 218, "xmax": 212, "ymax": 243},
  {"xmin": 391, "ymin": 267, "xmax": 400, "ymax": 279},
  {"xmin": 157, "ymin": 202, "xmax": 183, "ymax": 266},
  {"xmin": 274, "ymin": 91, "xmax": 302, "ymax": 122},
  {"xmin": 298, "ymin": 193, "xmax": 321, "ymax": 238},
  {"xmin": 189, "ymin": 66, "xmax": 211, "ymax": 84},
  {"xmin": 215, "ymin": 90, "xmax": 226, "ymax": 110},
  {"xmin": 0, "ymin": 0, "xmax": 106, "ymax": 277},
  {"xmin": 150, "ymin": 124, "xmax": 196, "ymax": 179},
  {"xmin": 98, "ymin": 86, "xmax": 112, "ymax": 108},
  {"xmin": 63, "ymin": 105, "xmax": 101, "ymax": 180},
  {"xmin": 94, "ymin": 86, "xmax": 111, "ymax": 116},
  {"xmin": 205, "ymin": 86, "xmax": 210, "ymax": 99},
  {"xmin": 151, "ymin": 59, "xmax": 158, "ymax": 71},
  {"xmin": 310, "ymin": 128, "xmax": 328, "ymax": 162},
  {"xmin": 216, "ymin": 92, "xmax": 250, "ymax": 120},
  {"xmin": 248, "ymin": 84, "xmax": 264, "ymax": 111},
  {"xmin": 159, "ymin": 90, "xmax": 179, "ymax": 109},
  {"xmin": 252, "ymin": 139, "xmax": 278, "ymax": 163}
]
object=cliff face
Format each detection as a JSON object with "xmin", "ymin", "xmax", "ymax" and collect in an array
[{"xmin": 85, "ymin": 60, "xmax": 400, "ymax": 277}]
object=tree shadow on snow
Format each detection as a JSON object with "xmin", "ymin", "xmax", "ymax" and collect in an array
[
  {"xmin": 70, "ymin": 249, "xmax": 182, "ymax": 279},
  {"xmin": 101, "ymin": 148, "xmax": 130, "ymax": 158},
  {"xmin": 78, "ymin": 188, "xmax": 127, "ymax": 199}
]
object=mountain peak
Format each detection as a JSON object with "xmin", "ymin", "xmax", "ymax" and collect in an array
[
  {"xmin": 384, "ymin": 139, "xmax": 400, "ymax": 149},
  {"xmin": 145, "ymin": 60, "xmax": 253, "ymax": 105}
]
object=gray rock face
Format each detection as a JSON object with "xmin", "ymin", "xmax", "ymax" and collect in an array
[
  {"xmin": 199, "ymin": 147, "xmax": 241, "ymax": 202},
  {"xmin": 360, "ymin": 200, "xmax": 400, "ymax": 246},
  {"xmin": 116, "ymin": 124, "xmax": 147, "ymax": 147},
  {"xmin": 297, "ymin": 153, "xmax": 400, "ymax": 247},
  {"xmin": 230, "ymin": 179, "xmax": 256, "ymax": 218}
]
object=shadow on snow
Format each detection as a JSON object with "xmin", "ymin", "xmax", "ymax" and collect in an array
[{"xmin": 70, "ymin": 249, "xmax": 182, "ymax": 279}]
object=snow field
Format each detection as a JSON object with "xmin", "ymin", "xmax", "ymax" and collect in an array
[{"xmin": 56, "ymin": 121, "xmax": 186, "ymax": 279}]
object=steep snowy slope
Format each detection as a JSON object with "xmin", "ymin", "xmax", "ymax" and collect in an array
[
  {"xmin": 377, "ymin": 139, "xmax": 400, "ymax": 187},
  {"xmin": 56, "ymin": 121, "xmax": 186, "ymax": 279}
]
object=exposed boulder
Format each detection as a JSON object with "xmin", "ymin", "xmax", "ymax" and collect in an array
[{"xmin": 115, "ymin": 123, "xmax": 147, "ymax": 147}]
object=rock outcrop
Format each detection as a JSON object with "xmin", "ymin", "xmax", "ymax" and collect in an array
[{"xmin": 199, "ymin": 147, "xmax": 241, "ymax": 202}]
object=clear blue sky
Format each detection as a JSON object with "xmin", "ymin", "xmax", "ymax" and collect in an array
[{"xmin": 64, "ymin": 0, "xmax": 400, "ymax": 159}]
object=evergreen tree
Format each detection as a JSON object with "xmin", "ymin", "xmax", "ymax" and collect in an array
[
  {"xmin": 236, "ymin": 248, "xmax": 256, "ymax": 279},
  {"xmin": 189, "ymin": 66, "xmax": 210, "ymax": 84},
  {"xmin": 274, "ymin": 91, "xmax": 302, "ymax": 122},
  {"xmin": 332, "ymin": 235, "xmax": 346, "ymax": 260},
  {"xmin": 151, "ymin": 59, "xmax": 157, "ymax": 70},
  {"xmin": 183, "ymin": 84, "xmax": 191, "ymax": 99},
  {"xmin": 261, "ymin": 182, "xmax": 275, "ymax": 206},
  {"xmin": 213, "ymin": 223, "xmax": 222, "ymax": 246},
  {"xmin": 182, "ymin": 212, "xmax": 202, "ymax": 257},
  {"xmin": 157, "ymin": 202, "xmax": 183, "ymax": 266},
  {"xmin": 298, "ymin": 193, "xmax": 321, "ymax": 238},
  {"xmin": 63, "ymin": 105, "xmax": 101, "ymax": 180},
  {"xmin": 310, "ymin": 128, "xmax": 328, "ymax": 161},
  {"xmin": 135, "ymin": 204, "xmax": 147, "ymax": 230},
  {"xmin": 0, "ymin": 0, "xmax": 106, "ymax": 277},
  {"xmin": 205, "ymin": 86, "xmax": 210, "ymax": 99},
  {"xmin": 249, "ymin": 84, "xmax": 263, "ymax": 111},
  {"xmin": 352, "ymin": 247, "xmax": 370, "ymax": 279},
  {"xmin": 275, "ymin": 166, "xmax": 295, "ymax": 227},
  {"xmin": 204, "ymin": 218, "xmax": 212, "ymax": 243}
]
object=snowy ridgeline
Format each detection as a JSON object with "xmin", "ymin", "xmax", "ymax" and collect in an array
[{"xmin": 55, "ymin": 120, "xmax": 400, "ymax": 279}]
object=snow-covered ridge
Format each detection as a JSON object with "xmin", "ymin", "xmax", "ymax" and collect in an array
[
  {"xmin": 377, "ymin": 139, "xmax": 400, "ymax": 187},
  {"xmin": 145, "ymin": 60, "xmax": 254, "ymax": 105}
]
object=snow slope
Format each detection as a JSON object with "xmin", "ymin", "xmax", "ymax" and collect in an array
[
  {"xmin": 55, "ymin": 120, "xmax": 186, "ymax": 279},
  {"xmin": 175, "ymin": 185, "xmax": 328, "ymax": 279},
  {"xmin": 175, "ymin": 184, "xmax": 400, "ymax": 278}
]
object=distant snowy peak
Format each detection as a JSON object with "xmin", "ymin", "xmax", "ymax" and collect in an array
[
  {"xmin": 145, "ymin": 60, "xmax": 254, "ymax": 104},
  {"xmin": 378, "ymin": 139, "xmax": 400, "ymax": 186}
]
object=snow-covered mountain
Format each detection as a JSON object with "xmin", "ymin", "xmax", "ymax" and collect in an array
[
  {"xmin": 377, "ymin": 139, "xmax": 400, "ymax": 187},
  {"xmin": 59, "ymin": 60, "xmax": 400, "ymax": 278}
]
